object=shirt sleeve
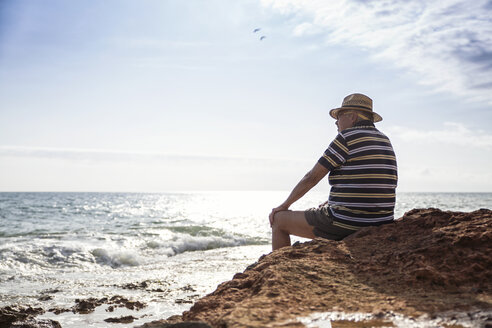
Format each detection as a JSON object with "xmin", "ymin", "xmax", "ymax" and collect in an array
[{"xmin": 318, "ymin": 133, "xmax": 349, "ymax": 171}]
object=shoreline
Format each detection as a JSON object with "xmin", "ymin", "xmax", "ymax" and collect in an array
[
  {"xmin": 1, "ymin": 245, "xmax": 271, "ymax": 328},
  {"xmin": 2, "ymin": 208, "xmax": 491, "ymax": 327}
]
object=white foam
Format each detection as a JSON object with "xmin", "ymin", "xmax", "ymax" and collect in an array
[
  {"xmin": 169, "ymin": 234, "xmax": 245, "ymax": 255},
  {"xmin": 90, "ymin": 248, "xmax": 141, "ymax": 267},
  {"xmin": 145, "ymin": 233, "xmax": 250, "ymax": 257},
  {"xmin": 146, "ymin": 240, "xmax": 161, "ymax": 249},
  {"xmin": 0, "ymin": 230, "xmax": 257, "ymax": 274},
  {"xmin": 298, "ymin": 310, "xmax": 491, "ymax": 328}
]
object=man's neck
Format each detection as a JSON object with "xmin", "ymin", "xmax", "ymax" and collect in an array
[{"xmin": 353, "ymin": 120, "xmax": 375, "ymax": 127}]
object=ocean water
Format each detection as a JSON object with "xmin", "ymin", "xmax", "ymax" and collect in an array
[{"xmin": 0, "ymin": 191, "xmax": 490, "ymax": 327}]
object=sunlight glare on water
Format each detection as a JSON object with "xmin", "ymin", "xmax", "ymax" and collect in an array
[{"xmin": 1, "ymin": 191, "xmax": 490, "ymax": 327}]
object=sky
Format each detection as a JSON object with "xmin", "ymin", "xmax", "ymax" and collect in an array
[{"xmin": 0, "ymin": 0, "xmax": 491, "ymax": 192}]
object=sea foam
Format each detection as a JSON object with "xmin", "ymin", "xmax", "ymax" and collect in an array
[{"xmin": 90, "ymin": 248, "xmax": 141, "ymax": 267}]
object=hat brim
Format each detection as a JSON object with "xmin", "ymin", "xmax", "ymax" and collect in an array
[{"xmin": 329, "ymin": 107, "xmax": 382, "ymax": 122}]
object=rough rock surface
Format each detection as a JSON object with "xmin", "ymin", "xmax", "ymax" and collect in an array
[
  {"xmin": 135, "ymin": 321, "xmax": 212, "ymax": 328},
  {"xmin": 162, "ymin": 208, "xmax": 491, "ymax": 327},
  {"xmin": 0, "ymin": 306, "xmax": 60, "ymax": 328}
]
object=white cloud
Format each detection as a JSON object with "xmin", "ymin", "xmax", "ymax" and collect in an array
[
  {"xmin": 261, "ymin": 0, "xmax": 492, "ymax": 104},
  {"xmin": 388, "ymin": 122, "xmax": 492, "ymax": 148},
  {"xmin": 0, "ymin": 145, "xmax": 310, "ymax": 164},
  {"xmin": 293, "ymin": 22, "xmax": 322, "ymax": 36}
]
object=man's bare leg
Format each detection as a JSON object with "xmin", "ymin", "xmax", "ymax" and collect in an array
[{"xmin": 271, "ymin": 210, "xmax": 316, "ymax": 250}]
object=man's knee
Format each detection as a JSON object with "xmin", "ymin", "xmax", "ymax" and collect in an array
[{"xmin": 272, "ymin": 211, "xmax": 289, "ymax": 232}]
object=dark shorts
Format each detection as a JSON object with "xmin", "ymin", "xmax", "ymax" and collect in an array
[{"xmin": 304, "ymin": 206, "xmax": 359, "ymax": 241}]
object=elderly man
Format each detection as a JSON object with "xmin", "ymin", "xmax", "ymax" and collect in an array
[{"xmin": 269, "ymin": 93, "xmax": 397, "ymax": 250}]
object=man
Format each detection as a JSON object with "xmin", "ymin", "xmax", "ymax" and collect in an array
[{"xmin": 269, "ymin": 93, "xmax": 397, "ymax": 250}]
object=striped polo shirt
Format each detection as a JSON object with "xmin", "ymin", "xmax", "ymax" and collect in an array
[{"xmin": 318, "ymin": 120, "xmax": 397, "ymax": 229}]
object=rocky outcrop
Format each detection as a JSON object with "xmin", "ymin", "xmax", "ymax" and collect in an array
[{"xmin": 156, "ymin": 208, "xmax": 492, "ymax": 327}]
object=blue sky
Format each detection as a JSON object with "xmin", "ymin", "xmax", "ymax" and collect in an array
[{"xmin": 0, "ymin": 0, "xmax": 491, "ymax": 192}]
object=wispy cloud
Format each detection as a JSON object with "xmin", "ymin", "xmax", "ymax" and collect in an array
[
  {"xmin": 0, "ymin": 146, "xmax": 309, "ymax": 164},
  {"xmin": 261, "ymin": 0, "xmax": 492, "ymax": 104},
  {"xmin": 388, "ymin": 122, "xmax": 492, "ymax": 148},
  {"xmin": 292, "ymin": 22, "xmax": 323, "ymax": 37}
]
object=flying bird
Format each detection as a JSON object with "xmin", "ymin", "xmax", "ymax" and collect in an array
[
  {"xmin": 253, "ymin": 28, "xmax": 261, "ymax": 33},
  {"xmin": 260, "ymin": 36, "xmax": 266, "ymax": 41}
]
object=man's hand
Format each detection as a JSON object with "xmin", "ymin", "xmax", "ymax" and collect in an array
[
  {"xmin": 269, "ymin": 205, "xmax": 289, "ymax": 227},
  {"xmin": 318, "ymin": 200, "xmax": 329, "ymax": 208}
]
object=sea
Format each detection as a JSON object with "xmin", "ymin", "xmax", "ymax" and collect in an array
[{"xmin": 0, "ymin": 191, "xmax": 491, "ymax": 327}]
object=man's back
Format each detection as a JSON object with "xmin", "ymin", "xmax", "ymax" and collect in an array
[{"xmin": 320, "ymin": 120, "xmax": 398, "ymax": 227}]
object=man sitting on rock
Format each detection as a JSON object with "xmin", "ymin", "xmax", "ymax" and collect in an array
[{"xmin": 269, "ymin": 93, "xmax": 398, "ymax": 250}]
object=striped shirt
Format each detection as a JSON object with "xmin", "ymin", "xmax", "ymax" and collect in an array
[{"xmin": 318, "ymin": 120, "xmax": 397, "ymax": 228}]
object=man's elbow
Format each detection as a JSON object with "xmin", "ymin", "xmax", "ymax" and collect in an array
[
  {"xmin": 305, "ymin": 171, "xmax": 320, "ymax": 185},
  {"xmin": 306, "ymin": 168, "xmax": 327, "ymax": 185}
]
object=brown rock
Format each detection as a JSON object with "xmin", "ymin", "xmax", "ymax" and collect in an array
[
  {"xmin": 104, "ymin": 315, "xmax": 137, "ymax": 324},
  {"xmin": 70, "ymin": 295, "xmax": 147, "ymax": 314},
  {"xmin": 0, "ymin": 306, "xmax": 60, "ymax": 328},
  {"xmin": 9, "ymin": 318, "xmax": 61, "ymax": 328},
  {"xmin": 47, "ymin": 308, "xmax": 71, "ymax": 315},
  {"xmin": 121, "ymin": 281, "xmax": 149, "ymax": 290},
  {"xmin": 72, "ymin": 298, "xmax": 101, "ymax": 314},
  {"xmin": 1, "ymin": 306, "xmax": 44, "ymax": 326},
  {"xmin": 175, "ymin": 208, "xmax": 492, "ymax": 327},
  {"xmin": 135, "ymin": 321, "xmax": 212, "ymax": 328},
  {"xmin": 37, "ymin": 296, "xmax": 53, "ymax": 302}
]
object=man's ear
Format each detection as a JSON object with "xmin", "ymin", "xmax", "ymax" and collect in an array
[{"xmin": 350, "ymin": 112, "xmax": 358, "ymax": 123}]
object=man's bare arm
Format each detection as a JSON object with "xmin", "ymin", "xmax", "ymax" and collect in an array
[
  {"xmin": 269, "ymin": 162, "xmax": 329, "ymax": 225},
  {"xmin": 280, "ymin": 162, "xmax": 329, "ymax": 207}
]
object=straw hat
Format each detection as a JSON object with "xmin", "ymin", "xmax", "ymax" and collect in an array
[{"xmin": 329, "ymin": 93, "xmax": 382, "ymax": 122}]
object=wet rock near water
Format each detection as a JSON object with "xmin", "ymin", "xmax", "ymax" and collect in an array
[
  {"xmin": 175, "ymin": 295, "xmax": 200, "ymax": 305},
  {"xmin": 70, "ymin": 295, "xmax": 146, "ymax": 314},
  {"xmin": 46, "ymin": 308, "xmax": 71, "ymax": 316},
  {"xmin": 116, "ymin": 279, "xmax": 169, "ymax": 293},
  {"xmin": 8, "ymin": 318, "xmax": 62, "ymax": 328},
  {"xmin": 179, "ymin": 285, "xmax": 196, "ymax": 293},
  {"xmin": 0, "ymin": 306, "xmax": 60, "ymax": 328},
  {"xmin": 1, "ymin": 295, "xmax": 149, "ymax": 327},
  {"xmin": 36, "ymin": 289, "xmax": 61, "ymax": 303},
  {"xmin": 147, "ymin": 208, "xmax": 491, "ymax": 327},
  {"xmin": 40, "ymin": 289, "xmax": 61, "ymax": 295},
  {"xmin": 37, "ymin": 296, "xmax": 53, "ymax": 302},
  {"xmin": 71, "ymin": 298, "xmax": 105, "ymax": 314},
  {"xmin": 121, "ymin": 281, "xmax": 149, "ymax": 290},
  {"xmin": 1, "ymin": 295, "xmax": 148, "ymax": 327},
  {"xmin": 103, "ymin": 315, "xmax": 138, "ymax": 324}
]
